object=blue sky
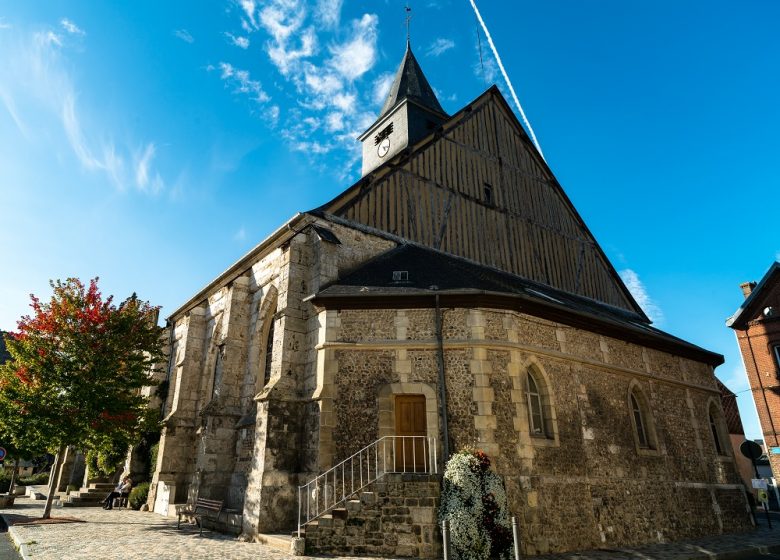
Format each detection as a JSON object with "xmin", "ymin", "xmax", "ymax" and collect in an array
[{"xmin": 1, "ymin": 1, "xmax": 778, "ymax": 440}]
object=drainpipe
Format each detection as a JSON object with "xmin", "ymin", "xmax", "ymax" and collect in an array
[{"xmin": 433, "ymin": 288, "xmax": 450, "ymax": 464}]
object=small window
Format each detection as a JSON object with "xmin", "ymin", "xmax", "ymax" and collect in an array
[
  {"xmin": 631, "ymin": 393, "xmax": 649, "ymax": 448},
  {"xmin": 392, "ymin": 270, "xmax": 409, "ymax": 282},
  {"xmin": 709, "ymin": 402, "xmax": 727, "ymax": 456},
  {"xmin": 263, "ymin": 320, "xmax": 275, "ymax": 386},
  {"xmin": 483, "ymin": 183, "xmax": 493, "ymax": 206},
  {"xmin": 212, "ymin": 345, "xmax": 225, "ymax": 399},
  {"xmin": 629, "ymin": 387, "xmax": 656, "ymax": 451},
  {"xmin": 525, "ymin": 372, "xmax": 545, "ymax": 437}
]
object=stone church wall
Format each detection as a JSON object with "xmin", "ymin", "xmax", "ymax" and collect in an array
[
  {"xmin": 148, "ymin": 215, "xmax": 750, "ymax": 552},
  {"xmin": 318, "ymin": 306, "xmax": 752, "ymax": 554},
  {"xmin": 149, "ymin": 219, "xmax": 396, "ymax": 535}
]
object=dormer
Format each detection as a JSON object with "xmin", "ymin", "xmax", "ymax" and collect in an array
[{"xmin": 359, "ymin": 43, "xmax": 448, "ymax": 176}]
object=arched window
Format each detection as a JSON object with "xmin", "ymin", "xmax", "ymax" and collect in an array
[
  {"xmin": 211, "ymin": 344, "xmax": 225, "ymax": 399},
  {"xmin": 525, "ymin": 370, "xmax": 547, "ymax": 438},
  {"xmin": 628, "ymin": 386, "xmax": 656, "ymax": 451},
  {"xmin": 262, "ymin": 319, "xmax": 275, "ymax": 386},
  {"xmin": 709, "ymin": 402, "xmax": 727, "ymax": 456},
  {"xmin": 630, "ymin": 392, "xmax": 649, "ymax": 448}
]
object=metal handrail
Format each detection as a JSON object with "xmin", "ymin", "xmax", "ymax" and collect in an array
[{"xmin": 297, "ymin": 435, "xmax": 437, "ymax": 536}]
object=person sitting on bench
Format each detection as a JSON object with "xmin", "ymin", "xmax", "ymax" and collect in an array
[{"xmin": 103, "ymin": 477, "xmax": 132, "ymax": 510}]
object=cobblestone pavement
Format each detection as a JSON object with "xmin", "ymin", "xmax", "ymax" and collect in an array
[
  {"xmin": 0, "ymin": 498, "xmax": 362, "ymax": 560},
  {"xmin": 535, "ymin": 514, "xmax": 780, "ymax": 560},
  {"xmin": 3, "ymin": 497, "xmax": 780, "ymax": 560}
]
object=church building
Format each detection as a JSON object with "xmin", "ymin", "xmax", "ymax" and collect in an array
[{"xmin": 148, "ymin": 44, "xmax": 751, "ymax": 556}]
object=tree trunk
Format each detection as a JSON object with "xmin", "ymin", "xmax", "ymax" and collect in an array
[
  {"xmin": 8, "ymin": 461, "xmax": 19, "ymax": 496},
  {"xmin": 42, "ymin": 445, "xmax": 65, "ymax": 520}
]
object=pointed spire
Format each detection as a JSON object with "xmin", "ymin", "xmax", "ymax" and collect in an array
[{"xmin": 378, "ymin": 44, "xmax": 446, "ymax": 119}]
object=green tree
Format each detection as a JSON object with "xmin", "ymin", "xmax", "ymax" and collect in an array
[{"xmin": 0, "ymin": 278, "xmax": 164, "ymax": 518}]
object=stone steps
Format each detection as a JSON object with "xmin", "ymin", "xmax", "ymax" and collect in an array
[
  {"xmin": 254, "ymin": 533, "xmax": 292, "ymax": 552},
  {"xmin": 299, "ymin": 473, "xmax": 441, "ymax": 558},
  {"xmin": 59, "ymin": 482, "xmax": 120, "ymax": 507}
]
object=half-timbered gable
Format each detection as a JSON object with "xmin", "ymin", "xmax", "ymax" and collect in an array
[{"xmin": 319, "ymin": 87, "xmax": 642, "ymax": 314}]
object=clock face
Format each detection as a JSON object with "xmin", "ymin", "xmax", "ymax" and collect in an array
[{"xmin": 377, "ymin": 137, "xmax": 391, "ymax": 158}]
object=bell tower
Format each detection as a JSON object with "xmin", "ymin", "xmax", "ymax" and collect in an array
[{"xmin": 358, "ymin": 42, "xmax": 448, "ymax": 176}]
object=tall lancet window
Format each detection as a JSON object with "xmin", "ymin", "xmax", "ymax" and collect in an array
[
  {"xmin": 525, "ymin": 372, "xmax": 545, "ymax": 437},
  {"xmin": 630, "ymin": 392, "xmax": 649, "ymax": 449},
  {"xmin": 263, "ymin": 320, "xmax": 275, "ymax": 386},
  {"xmin": 709, "ymin": 403, "xmax": 727, "ymax": 456},
  {"xmin": 212, "ymin": 344, "xmax": 225, "ymax": 400}
]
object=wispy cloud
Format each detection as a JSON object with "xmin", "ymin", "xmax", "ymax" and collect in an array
[
  {"xmin": 327, "ymin": 14, "xmax": 377, "ymax": 81},
  {"xmin": 0, "ymin": 26, "xmax": 164, "ymax": 193},
  {"xmin": 225, "ymin": 32, "xmax": 249, "ymax": 49},
  {"xmin": 239, "ymin": 0, "xmax": 258, "ymax": 30},
  {"xmin": 234, "ymin": 226, "xmax": 247, "ymax": 242},
  {"xmin": 60, "ymin": 18, "xmax": 85, "ymax": 36},
  {"xmin": 717, "ymin": 364, "xmax": 750, "ymax": 393},
  {"xmin": 134, "ymin": 143, "xmax": 163, "ymax": 193},
  {"xmin": 223, "ymin": 1, "xmax": 384, "ymax": 177},
  {"xmin": 315, "ymin": 0, "xmax": 343, "ymax": 29},
  {"xmin": 174, "ymin": 29, "xmax": 194, "ymax": 43},
  {"xmin": 619, "ymin": 269, "xmax": 664, "ymax": 324},
  {"xmin": 43, "ymin": 30, "xmax": 63, "ymax": 47},
  {"xmin": 372, "ymin": 72, "xmax": 393, "ymax": 106},
  {"xmin": 426, "ymin": 38, "xmax": 454, "ymax": 57},
  {"xmin": 0, "ymin": 18, "xmax": 12, "ymax": 30},
  {"xmin": 62, "ymin": 92, "xmax": 104, "ymax": 171},
  {"xmin": 215, "ymin": 62, "xmax": 270, "ymax": 103},
  {"xmin": 0, "ymin": 89, "xmax": 30, "ymax": 138}
]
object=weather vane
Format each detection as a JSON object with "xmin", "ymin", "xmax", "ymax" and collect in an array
[{"xmin": 405, "ymin": 4, "xmax": 412, "ymax": 44}]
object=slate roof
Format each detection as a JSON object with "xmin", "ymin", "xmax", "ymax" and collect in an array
[
  {"xmin": 378, "ymin": 43, "xmax": 446, "ymax": 119},
  {"xmin": 727, "ymin": 262, "xmax": 780, "ymax": 330},
  {"xmin": 310, "ymin": 243, "xmax": 724, "ymax": 365}
]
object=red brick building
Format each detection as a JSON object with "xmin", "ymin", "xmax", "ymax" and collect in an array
[{"xmin": 727, "ymin": 262, "xmax": 780, "ymax": 475}]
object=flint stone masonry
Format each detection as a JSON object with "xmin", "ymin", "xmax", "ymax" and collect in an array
[
  {"xmin": 149, "ymin": 220, "xmax": 395, "ymax": 538},
  {"xmin": 147, "ymin": 211, "xmax": 748, "ymax": 556},
  {"xmin": 320, "ymin": 306, "xmax": 751, "ymax": 554}
]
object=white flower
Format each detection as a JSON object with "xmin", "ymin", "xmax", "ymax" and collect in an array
[{"xmin": 440, "ymin": 450, "xmax": 512, "ymax": 559}]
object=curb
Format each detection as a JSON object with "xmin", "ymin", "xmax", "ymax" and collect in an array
[
  {"xmin": 1, "ymin": 514, "xmax": 31, "ymax": 560},
  {"xmin": 709, "ymin": 543, "xmax": 780, "ymax": 559}
]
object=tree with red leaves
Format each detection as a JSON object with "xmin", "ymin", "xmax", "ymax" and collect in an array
[{"xmin": 0, "ymin": 278, "xmax": 164, "ymax": 518}]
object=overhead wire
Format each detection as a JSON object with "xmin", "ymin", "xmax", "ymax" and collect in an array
[{"xmin": 468, "ymin": 0, "xmax": 545, "ymax": 160}]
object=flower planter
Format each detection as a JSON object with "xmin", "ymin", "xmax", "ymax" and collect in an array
[
  {"xmin": 0, "ymin": 494, "xmax": 15, "ymax": 508},
  {"xmin": 13, "ymin": 485, "xmax": 26, "ymax": 496}
]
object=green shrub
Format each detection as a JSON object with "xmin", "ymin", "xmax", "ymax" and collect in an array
[
  {"xmin": 66, "ymin": 484, "xmax": 79, "ymax": 494},
  {"xmin": 18, "ymin": 471, "xmax": 50, "ymax": 486},
  {"xmin": 128, "ymin": 482, "xmax": 150, "ymax": 510},
  {"xmin": 0, "ymin": 469, "xmax": 11, "ymax": 493}
]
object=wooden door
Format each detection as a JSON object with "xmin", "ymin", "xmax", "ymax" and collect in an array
[{"xmin": 395, "ymin": 395, "xmax": 428, "ymax": 472}]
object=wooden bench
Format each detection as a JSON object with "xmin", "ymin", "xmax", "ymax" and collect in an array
[{"xmin": 176, "ymin": 498, "xmax": 224, "ymax": 537}]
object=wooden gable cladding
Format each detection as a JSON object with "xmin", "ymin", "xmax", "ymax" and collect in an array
[{"xmin": 324, "ymin": 88, "xmax": 641, "ymax": 315}]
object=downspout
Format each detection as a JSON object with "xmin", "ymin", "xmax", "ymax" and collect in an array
[
  {"xmin": 433, "ymin": 289, "xmax": 450, "ymax": 464},
  {"xmin": 745, "ymin": 328, "xmax": 780, "ymax": 446}
]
